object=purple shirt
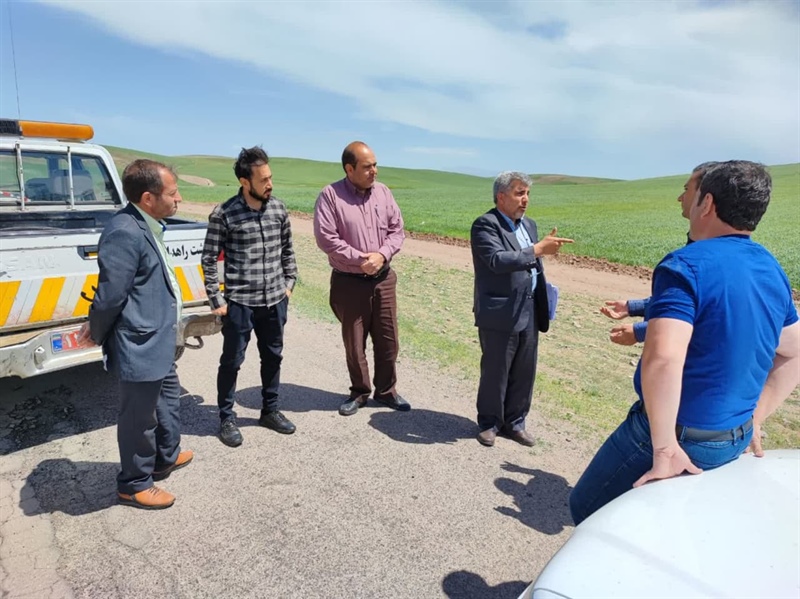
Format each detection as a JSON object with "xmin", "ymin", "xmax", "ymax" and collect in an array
[{"xmin": 313, "ymin": 178, "xmax": 405, "ymax": 273}]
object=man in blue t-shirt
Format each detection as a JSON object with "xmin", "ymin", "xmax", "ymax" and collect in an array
[{"xmin": 570, "ymin": 160, "xmax": 800, "ymax": 526}]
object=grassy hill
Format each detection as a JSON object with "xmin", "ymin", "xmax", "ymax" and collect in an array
[
  {"xmin": 532, "ymin": 174, "xmax": 622, "ymax": 185},
  {"xmin": 105, "ymin": 147, "xmax": 800, "ymax": 288}
]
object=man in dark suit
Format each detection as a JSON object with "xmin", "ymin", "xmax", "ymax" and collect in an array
[
  {"xmin": 471, "ymin": 171, "xmax": 573, "ymax": 447},
  {"xmin": 78, "ymin": 159, "xmax": 193, "ymax": 509}
]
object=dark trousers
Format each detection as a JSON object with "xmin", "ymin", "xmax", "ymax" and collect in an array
[
  {"xmin": 117, "ymin": 364, "xmax": 181, "ymax": 494},
  {"xmin": 217, "ymin": 298, "xmax": 288, "ymax": 421},
  {"xmin": 476, "ymin": 319, "xmax": 539, "ymax": 433},
  {"xmin": 329, "ymin": 268, "xmax": 399, "ymax": 401}
]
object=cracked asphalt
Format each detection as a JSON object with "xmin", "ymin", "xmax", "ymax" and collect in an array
[{"xmin": 0, "ymin": 313, "xmax": 592, "ymax": 599}]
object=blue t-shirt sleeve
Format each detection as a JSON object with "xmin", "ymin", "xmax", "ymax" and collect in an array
[
  {"xmin": 633, "ymin": 321, "xmax": 647, "ymax": 343},
  {"xmin": 785, "ymin": 305, "xmax": 799, "ymax": 327},
  {"xmin": 647, "ymin": 256, "xmax": 697, "ymax": 325},
  {"xmin": 627, "ymin": 298, "xmax": 649, "ymax": 317}
]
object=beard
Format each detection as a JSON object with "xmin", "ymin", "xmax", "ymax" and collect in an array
[{"xmin": 249, "ymin": 188, "xmax": 271, "ymax": 203}]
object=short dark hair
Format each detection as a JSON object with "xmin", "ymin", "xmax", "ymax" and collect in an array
[
  {"xmin": 692, "ymin": 161, "xmax": 719, "ymax": 180},
  {"xmin": 698, "ymin": 160, "xmax": 771, "ymax": 231},
  {"xmin": 234, "ymin": 146, "xmax": 269, "ymax": 181},
  {"xmin": 122, "ymin": 159, "xmax": 175, "ymax": 204},
  {"xmin": 341, "ymin": 141, "xmax": 367, "ymax": 172}
]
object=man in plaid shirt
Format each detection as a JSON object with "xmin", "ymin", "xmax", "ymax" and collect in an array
[{"xmin": 202, "ymin": 146, "xmax": 298, "ymax": 447}]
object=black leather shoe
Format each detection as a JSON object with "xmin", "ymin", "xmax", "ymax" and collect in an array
[
  {"xmin": 373, "ymin": 394, "xmax": 411, "ymax": 412},
  {"xmin": 258, "ymin": 411, "xmax": 296, "ymax": 434},
  {"xmin": 339, "ymin": 397, "xmax": 367, "ymax": 416},
  {"xmin": 219, "ymin": 418, "xmax": 243, "ymax": 447}
]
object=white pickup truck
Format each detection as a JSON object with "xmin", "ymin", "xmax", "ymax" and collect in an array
[{"xmin": 0, "ymin": 119, "xmax": 220, "ymax": 379}]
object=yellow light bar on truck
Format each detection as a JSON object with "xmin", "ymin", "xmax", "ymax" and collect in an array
[{"xmin": 0, "ymin": 119, "xmax": 94, "ymax": 141}]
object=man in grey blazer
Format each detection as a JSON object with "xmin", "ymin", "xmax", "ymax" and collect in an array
[
  {"xmin": 78, "ymin": 159, "xmax": 193, "ymax": 509},
  {"xmin": 470, "ymin": 171, "xmax": 573, "ymax": 447}
]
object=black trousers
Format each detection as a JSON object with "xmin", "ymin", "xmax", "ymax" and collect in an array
[
  {"xmin": 475, "ymin": 317, "xmax": 539, "ymax": 433},
  {"xmin": 216, "ymin": 298, "xmax": 288, "ymax": 421},
  {"xmin": 117, "ymin": 363, "xmax": 181, "ymax": 494}
]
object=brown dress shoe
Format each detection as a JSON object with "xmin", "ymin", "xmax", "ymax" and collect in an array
[
  {"xmin": 117, "ymin": 486, "xmax": 175, "ymax": 510},
  {"xmin": 477, "ymin": 429, "xmax": 497, "ymax": 447},
  {"xmin": 153, "ymin": 450, "xmax": 194, "ymax": 481},
  {"xmin": 510, "ymin": 430, "xmax": 535, "ymax": 447}
]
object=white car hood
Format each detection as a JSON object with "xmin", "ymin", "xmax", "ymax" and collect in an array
[{"xmin": 531, "ymin": 450, "xmax": 800, "ymax": 599}]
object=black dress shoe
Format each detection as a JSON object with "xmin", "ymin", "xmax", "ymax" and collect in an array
[
  {"xmin": 259, "ymin": 411, "xmax": 296, "ymax": 434},
  {"xmin": 339, "ymin": 397, "xmax": 367, "ymax": 416},
  {"xmin": 219, "ymin": 418, "xmax": 243, "ymax": 447},
  {"xmin": 373, "ymin": 394, "xmax": 411, "ymax": 412}
]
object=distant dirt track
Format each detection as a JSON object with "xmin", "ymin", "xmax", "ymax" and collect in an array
[{"xmin": 178, "ymin": 174, "xmax": 214, "ymax": 186}]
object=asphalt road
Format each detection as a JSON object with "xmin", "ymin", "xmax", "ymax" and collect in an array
[{"xmin": 0, "ymin": 311, "xmax": 592, "ymax": 599}]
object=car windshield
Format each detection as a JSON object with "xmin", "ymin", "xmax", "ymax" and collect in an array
[{"xmin": 0, "ymin": 150, "xmax": 120, "ymax": 205}]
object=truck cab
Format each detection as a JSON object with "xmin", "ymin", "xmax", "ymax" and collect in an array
[{"xmin": 0, "ymin": 119, "xmax": 220, "ymax": 378}]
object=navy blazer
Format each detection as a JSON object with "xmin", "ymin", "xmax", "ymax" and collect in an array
[
  {"xmin": 470, "ymin": 208, "xmax": 550, "ymax": 334},
  {"xmin": 89, "ymin": 203, "xmax": 179, "ymax": 382}
]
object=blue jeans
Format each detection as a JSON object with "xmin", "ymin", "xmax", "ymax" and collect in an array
[
  {"xmin": 569, "ymin": 401, "xmax": 752, "ymax": 526},
  {"xmin": 217, "ymin": 298, "xmax": 288, "ymax": 421}
]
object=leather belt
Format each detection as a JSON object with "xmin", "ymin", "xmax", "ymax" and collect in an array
[
  {"xmin": 676, "ymin": 418, "xmax": 752, "ymax": 442},
  {"xmin": 640, "ymin": 402, "xmax": 752, "ymax": 442},
  {"xmin": 332, "ymin": 266, "xmax": 390, "ymax": 281}
]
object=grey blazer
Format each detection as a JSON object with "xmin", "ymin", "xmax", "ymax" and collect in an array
[
  {"xmin": 89, "ymin": 203, "xmax": 179, "ymax": 381},
  {"xmin": 470, "ymin": 208, "xmax": 550, "ymax": 334}
]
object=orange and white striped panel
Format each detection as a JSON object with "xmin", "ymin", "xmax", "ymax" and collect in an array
[
  {"xmin": 1, "ymin": 272, "xmax": 210, "ymax": 329},
  {"xmin": 1, "ymin": 275, "xmax": 92, "ymax": 328},
  {"xmin": 1, "ymin": 265, "xmax": 219, "ymax": 329},
  {"xmin": 174, "ymin": 265, "xmax": 209, "ymax": 302}
]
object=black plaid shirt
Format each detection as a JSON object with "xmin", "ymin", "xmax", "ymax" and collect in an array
[{"xmin": 202, "ymin": 190, "xmax": 297, "ymax": 309}]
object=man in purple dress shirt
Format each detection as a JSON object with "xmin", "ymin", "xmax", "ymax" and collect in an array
[{"xmin": 313, "ymin": 141, "xmax": 410, "ymax": 416}]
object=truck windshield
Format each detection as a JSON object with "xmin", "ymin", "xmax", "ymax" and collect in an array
[{"xmin": 0, "ymin": 150, "xmax": 121, "ymax": 205}]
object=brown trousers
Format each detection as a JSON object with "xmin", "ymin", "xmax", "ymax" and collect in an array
[{"xmin": 329, "ymin": 268, "xmax": 399, "ymax": 400}]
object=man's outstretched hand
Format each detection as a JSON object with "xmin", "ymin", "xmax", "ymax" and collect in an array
[
  {"xmin": 610, "ymin": 323, "xmax": 637, "ymax": 346},
  {"xmin": 535, "ymin": 227, "xmax": 574, "ymax": 256},
  {"xmin": 601, "ymin": 300, "xmax": 629, "ymax": 320}
]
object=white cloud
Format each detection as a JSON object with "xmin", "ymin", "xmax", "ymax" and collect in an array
[
  {"xmin": 404, "ymin": 146, "xmax": 479, "ymax": 157},
  {"xmin": 38, "ymin": 0, "xmax": 800, "ymax": 163}
]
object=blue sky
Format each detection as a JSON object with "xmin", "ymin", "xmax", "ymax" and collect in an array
[{"xmin": 1, "ymin": 0, "xmax": 798, "ymax": 179}]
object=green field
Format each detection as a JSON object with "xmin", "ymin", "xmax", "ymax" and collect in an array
[{"xmin": 105, "ymin": 147, "xmax": 800, "ymax": 287}]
